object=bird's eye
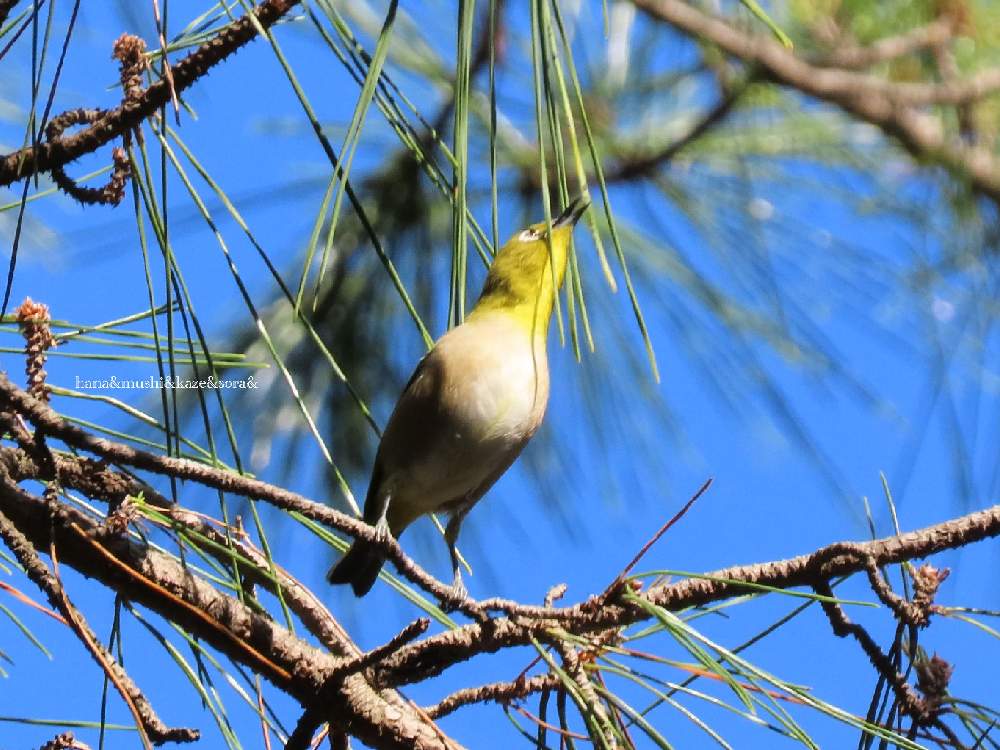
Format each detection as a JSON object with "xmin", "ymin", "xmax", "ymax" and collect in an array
[{"xmin": 518, "ymin": 229, "xmax": 538, "ymax": 242}]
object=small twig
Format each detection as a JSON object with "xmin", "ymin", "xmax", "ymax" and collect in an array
[
  {"xmin": 285, "ymin": 708, "xmax": 322, "ymax": 750},
  {"xmin": 44, "ymin": 110, "xmax": 130, "ymax": 205},
  {"xmin": 603, "ymin": 477, "xmax": 712, "ymax": 598},
  {"xmin": 425, "ymin": 673, "xmax": 563, "ymax": 719},
  {"xmin": 0, "ymin": 578, "xmax": 67, "ymax": 624},
  {"xmin": 813, "ymin": 579, "xmax": 930, "ymax": 724},
  {"xmin": 816, "ymin": 18, "xmax": 955, "ymax": 70},
  {"xmin": 331, "ymin": 617, "xmax": 430, "ymax": 684},
  {"xmin": 37, "ymin": 731, "xmax": 93, "ymax": 750},
  {"xmin": 545, "ymin": 583, "xmax": 568, "ymax": 608},
  {"xmin": 814, "ymin": 543, "xmax": 948, "ymax": 628},
  {"xmin": 514, "ymin": 704, "xmax": 589, "ymax": 741}
]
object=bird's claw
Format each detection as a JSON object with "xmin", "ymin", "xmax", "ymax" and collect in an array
[
  {"xmin": 440, "ymin": 572, "xmax": 468, "ymax": 612},
  {"xmin": 373, "ymin": 516, "xmax": 390, "ymax": 545}
]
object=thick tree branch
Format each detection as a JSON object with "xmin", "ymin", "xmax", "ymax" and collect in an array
[
  {"xmin": 632, "ymin": 0, "xmax": 1000, "ymax": 205},
  {"xmin": 0, "ymin": 372, "xmax": 499, "ymax": 619},
  {"xmin": 634, "ymin": 0, "xmax": 1000, "ymax": 107},
  {"xmin": 0, "ymin": 473, "xmax": 451, "ymax": 750},
  {"xmin": 0, "ymin": 506, "xmax": 199, "ymax": 746},
  {"xmin": 0, "ymin": 474, "xmax": 331, "ymax": 689},
  {"xmin": 378, "ymin": 503, "xmax": 1000, "ymax": 686},
  {"xmin": 0, "ymin": 444, "xmax": 356, "ymax": 657},
  {"xmin": 2, "ymin": 370, "xmax": 997, "ymax": 746},
  {"xmin": 3, "ymin": 369, "xmax": 997, "ymax": 692}
]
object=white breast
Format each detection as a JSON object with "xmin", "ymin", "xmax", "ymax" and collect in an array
[
  {"xmin": 440, "ymin": 313, "xmax": 549, "ymax": 441},
  {"xmin": 390, "ymin": 312, "xmax": 550, "ymax": 516}
]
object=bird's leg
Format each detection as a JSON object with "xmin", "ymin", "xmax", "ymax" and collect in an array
[
  {"xmin": 444, "ymin": 505, "xmax": 472, "ymax": 603},
  {"xmin": 372, "ymin": 491, "xmax": 391, "ymax": 545}
]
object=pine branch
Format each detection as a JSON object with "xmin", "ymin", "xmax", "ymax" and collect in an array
[
  {"xmin": 0, "ymin": 0, "xmax": 303, "ymax": 187},
  {"xmin": 1, "ymin": 367, "xmax": 996, "ymax": 745},
  {"xmin": 633, "ymin": 0, "xmax": 1000, "ymax": 205}
]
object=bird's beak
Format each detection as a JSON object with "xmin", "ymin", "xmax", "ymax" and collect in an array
[{"xmin": 553, "ymin": 196, "xmax": 590, "ymax": 228}]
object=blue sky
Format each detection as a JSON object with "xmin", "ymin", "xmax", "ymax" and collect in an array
[{"xmin": 1, "ymin": 2, "xmax": 998, "ymax": 748}]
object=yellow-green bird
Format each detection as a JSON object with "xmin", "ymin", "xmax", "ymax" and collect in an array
[{"xmin": 327, "ymin": 198, "xmax": 589, "ymax": 597}]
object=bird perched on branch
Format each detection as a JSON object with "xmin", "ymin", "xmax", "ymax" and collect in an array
[{"xmin": 328, "ymin": 198, "xmax": 589, "ymax": 597}]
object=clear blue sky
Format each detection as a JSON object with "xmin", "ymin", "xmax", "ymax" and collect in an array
[{"xmin": 1, "ymin": 2, "xmax": 997, "ymax": 748}]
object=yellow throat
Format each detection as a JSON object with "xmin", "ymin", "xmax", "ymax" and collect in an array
[{"xmin": 468, "ymin": 199, "xmax": 587, "ymax": 336}]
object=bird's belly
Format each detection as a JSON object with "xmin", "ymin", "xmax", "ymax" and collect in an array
[
  {"xmin": 401, "ymin": 445, "xmax": 499, "ymax": 514},
  {"xmin": 395, "ymin": 348, "xmax": 547, "ymax": 515}
]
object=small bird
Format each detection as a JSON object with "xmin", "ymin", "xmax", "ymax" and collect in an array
[{"xmin": 327, "ymin": 198, "xmax": 589, "ymax": 597}]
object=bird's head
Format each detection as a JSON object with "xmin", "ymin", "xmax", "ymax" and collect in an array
[{"xmin": 471, "ymin": 197, "xmax": 589, "ymax": 332}]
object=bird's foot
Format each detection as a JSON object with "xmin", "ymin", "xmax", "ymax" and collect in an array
[
  {"xmin": 441, "ymin": 571, "xmax": 468, "ymax": 612},
  {"xmin": 373, "ymin": 515, "xmax": 391, "ymax": 545}
]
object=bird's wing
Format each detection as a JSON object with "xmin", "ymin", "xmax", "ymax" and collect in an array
[
  {"xmin": 361, "ymin": 350, "xmax": 441, "ymax": 527},
  {"xmin": 399, "ymin": 350, "xmax": 432, "ymax": 396},
  {"xmin": 361, "ymin": 459, "xmax": 388, "ymax": 526}
]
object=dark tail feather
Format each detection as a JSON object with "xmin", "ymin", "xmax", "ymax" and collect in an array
[{"xmin": 326, "ymin": 541, "xmax": 384, "ymax": 597}]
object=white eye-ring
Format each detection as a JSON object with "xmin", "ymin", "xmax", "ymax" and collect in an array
[{"xmin": 519, "ymin": 229, "xmax": 539, "ymax": 242}]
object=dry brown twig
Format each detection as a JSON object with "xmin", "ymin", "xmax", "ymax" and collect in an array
[{"xmin": 425, "ymin": 674, "xmax": 563, "ymax": 720}]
